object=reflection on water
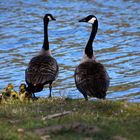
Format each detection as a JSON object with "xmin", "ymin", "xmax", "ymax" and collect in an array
[{"xmin": 0, "ymin": 0, "xmax": 140, "ymax": 102}]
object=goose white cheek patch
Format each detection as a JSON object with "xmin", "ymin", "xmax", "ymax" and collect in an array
[
  {"xmin": 48, "ymin": 16, "xmax": 52, "ymax": 20},
  {"xmin": 88, "ymin": 17, "xmax": 96, "ymax": 24}
]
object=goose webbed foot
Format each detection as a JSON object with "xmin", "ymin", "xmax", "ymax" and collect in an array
[
  {"xmin": 31, "ymin": 93, "xmax": 39, "ymax": 100},
  {"xmin": 101, "ymin": 93, "xmax": 106, "ymax": 100},
  {"xmin": 48, "ymin": 95, "xmax": 52, "ymax": 98},
  {"xmin": 83, "ymin": 94, "xmax": 88, "ymax": 101},
  {"xmin": 102, "ymin": 96, "xmax": 106, "ymax": 100}
]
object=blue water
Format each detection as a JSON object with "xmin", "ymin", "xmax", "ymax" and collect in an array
[{"xmin": 0, "ymin": 0, "xmax": 140, "ymax": 102}]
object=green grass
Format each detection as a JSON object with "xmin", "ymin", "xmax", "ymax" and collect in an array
[{"xmin": 0, "ymin": 98, "xmax": 140, "ymax": 140}]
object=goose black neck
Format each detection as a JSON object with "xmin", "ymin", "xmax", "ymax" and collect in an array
[
  {"xmin": 42, "ymin": 19, "xmax": 49, "ymax": 50},
  {"xmin": 85, "ymin": 20, "xmax": 98, "ymax": 58}
]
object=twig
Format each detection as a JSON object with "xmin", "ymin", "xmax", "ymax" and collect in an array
[{"xmin": 42, "ymin": 111, "xmax": 73, "ymax": 120}]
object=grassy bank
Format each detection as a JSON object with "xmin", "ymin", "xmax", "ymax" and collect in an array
[{"xmin": 0, "ymin": 98, "xmax": 140, "ymax": 140}]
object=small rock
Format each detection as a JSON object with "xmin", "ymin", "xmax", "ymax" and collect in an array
[
  {"xmin": 113, "ymin": 135, "xmax": 127, "ymax": 140},
  {"xmin": 84, "ymin": 138, "xmax": 93, "ymax": 140},
  {"xmin": 40, "ymin": 135, "xmax": 51, "ymax": 140},
  {"xmin": 17, "ymin": 128, "xmax": 24, "ymax": 133}
]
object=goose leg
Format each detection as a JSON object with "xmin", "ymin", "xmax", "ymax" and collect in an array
[
  {"xmin": 32, "ymin": 93, "xmax": 36, "ymax": 98},
  {"xmin": 32, "ymin": 92, "xmax": 39, "ymax": 100},
  {"xmin": 85, "ymin": 96, "xmax": 88, "ymax": 101},
  {"xmin": 103, "ymin": 96, "xmax": 106, "ymax": 100},
  {"xmin": 101, "ymin": 92, "xmax": 106, "ymax": 100},
  {"xmin": 83, "ymin": 94, "xmax": 88, "ymax": 101},
  {"xmin": 48, "ymin": 83, "xmax": 52, "ymax": 98}
]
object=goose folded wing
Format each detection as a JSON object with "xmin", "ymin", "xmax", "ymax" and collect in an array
[{"xmin": 25, "ymin": 56, "xmax": 58, "ymax": 85}]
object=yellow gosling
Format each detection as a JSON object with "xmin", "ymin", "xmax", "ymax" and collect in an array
[{"xmin": 19, "ymin": 83, "xmax": 31, "ymax": 101}]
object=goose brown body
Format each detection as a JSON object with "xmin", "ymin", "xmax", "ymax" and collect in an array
[
  {"xmin": 74, "ymin": 15, "xmax": 110, "ymax": 100},
  {"xmin": 75, "ymin": 61, "xmax": 109, "ymax": 100}
]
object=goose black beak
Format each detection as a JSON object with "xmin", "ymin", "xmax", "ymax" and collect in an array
[
  {"xmin": 79, "ymin": 18, "xmax": 86, "ymax": 22},
  {"xmin": 52, "ymin": 17, "xmax": 56, "ymax": 21}
]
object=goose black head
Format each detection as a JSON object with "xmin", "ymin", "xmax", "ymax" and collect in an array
[
  {"xmin": 79, "ymin": 15, "xmax": 97, "ymax": 24},
  {"xmin": 44, "ymin": 14, "xmax": 56, "ymax": 22}
]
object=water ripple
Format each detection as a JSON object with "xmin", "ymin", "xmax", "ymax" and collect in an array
[{"xmin": 0, "ymin": 0, "xmax": 140, "ymax": 102}]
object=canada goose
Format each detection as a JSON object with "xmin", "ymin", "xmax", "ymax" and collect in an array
[
  {"xmin": 25, "ymin": 14, "xmax": 59, "ymax": 98},
  {"xmin": 74, "ymin": 15, "xmax": 110, "ymax": 100}
]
